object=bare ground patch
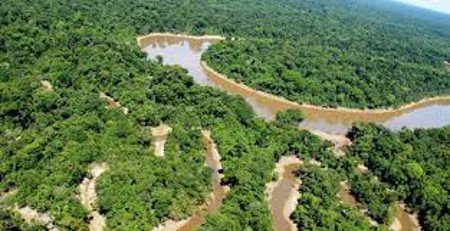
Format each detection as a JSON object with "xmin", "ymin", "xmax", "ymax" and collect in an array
[{"xmin": 78, "ymin": 163, "xmax": 108, "ymax": 231}]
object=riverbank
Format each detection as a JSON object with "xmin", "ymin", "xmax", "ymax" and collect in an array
[
  {"xmin": 201, "ymin": 61, "xmax": 450, "ymax": 116},
  {"xmin": 137, "ymin": 33, "xmax": 225, "ymax": 48},
  {"xmin": 138, "ymin": 33, "xmax": 450, "ymax": 134}
]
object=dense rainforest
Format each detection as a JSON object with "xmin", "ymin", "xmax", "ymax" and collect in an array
[
  {"xmin": 1, "ymin": 0, "xmax": 449, "ymax": 230},
  {"xmin": 202, "ymin": 0, "xmax": 450, "ymax": 108},
  {"xmin": 287, "ymin": 124, "xmax": 450, "ymax": 231},
  {"xmin": 346, "ymin": 124, "xmax": 450, "ymax": 231}
]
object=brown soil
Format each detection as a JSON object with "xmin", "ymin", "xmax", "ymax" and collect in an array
[
  {"xmin": 356, "ymin": 164, "xmax": 369, "ymax": 174},
  {"xmin": 99, "ymin": 92, "xmax": 129, "ymax": 115},
  {"xmin": 99, "ymin": 92, "xmax": 121, "ymax": 108},
  {"xmin": 390, "ymin": 203, "xmax": 421, "ymax": 231}
]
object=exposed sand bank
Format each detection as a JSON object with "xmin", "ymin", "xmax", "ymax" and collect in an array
[
  {"xmin": 266, "ymin": 156, "xmax": 303, "ymax": 231},
  {"xmin": 390, "ymin": 218, "xmax": 402, "ymax": 231},
  {"xmin": 15, "ymin": 206, "xmax": 59, "ymax": 231},
  {"xmin": 78, "ymin": 163, "xmax": 108, "ymax": 231},
  {"xmin": 150, "ymin": 124, "xmax": 173, "ymax": 157},
  {"xmin": 390, "ymin": 203, "xmax": 421, "ymax": 231}
]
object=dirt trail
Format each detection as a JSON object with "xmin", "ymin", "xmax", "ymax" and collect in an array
[
  {"xmin": 78, "ymin": 163, "xmax": 108, "ymax": 231},
  {"xmin": 99, "ymin": 92, "xmax": 129, "ymax": 115},
  {"xmin": 40, "ymin": 80, "xmax": 53, "ymax": 91},
  {"xmin": 150, "ymin": 124, "xmax": 173, "ymax": 157},
  {"xmin": 266, "ymin": 156, "xmax": 303, "ymax": 231},
  {"xmin": 152, "ymin": 130, "xmax": 228, "ymax": 231},
  {"xmin": 15, "ymin": 206, "xmax": 59, "ymax": 231}
]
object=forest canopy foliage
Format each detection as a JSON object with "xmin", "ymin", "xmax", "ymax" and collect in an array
[
  {"xmin": 346, "ymin": 124, "xmax": 450, "ymax": 231},
  {"xmin": 202, "ymin": 0, "xmax": 450, "ymax": 108},
  {"xmin": 1, "ymin": 0, "xmax": 449, "ymax": 230}
]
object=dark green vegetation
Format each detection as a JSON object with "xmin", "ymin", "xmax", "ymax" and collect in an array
[
  {"xmin": 0, "ymin": 210, "xmax": 46, "ymax": 231},
  {"xmin": 1, "ymin": 0, "xmax": 449, "ymax": 230},
  {"xmin": 202, "ymin": 0, "xmax": 450, "ymax": 108},
  {"xmin": 0, "ymin": 0, "xmax": 376, "ymax": 230},
  {"xmin": 346, "ymin": 124, "xmax": 450, "ymax": 231},
  {"xmin": 291, "ymin": 165, "xmax": 377, "ymax": 231},
  {"xmin": 275, "ymin": 109, "xmax": 304, "ymax": 126},
  {"xmin": 290, "ymin": 125, "xmax": 450, "ymax": 231}
]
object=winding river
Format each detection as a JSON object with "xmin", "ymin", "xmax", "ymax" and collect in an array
[
  {"xmin": 138, "ymin": 34, "xmax": 450, "ymax": 135},
  {"xmin": 138, "ymin": 33, "xmax": 440, "ymax": 230}
]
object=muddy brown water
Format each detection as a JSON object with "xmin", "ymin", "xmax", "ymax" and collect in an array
[
  {"xmin": 394, "ymin": 204, "xmax": 420, "ymax": 231},
  {"xmin": 338, "ymin": 182, "xmax": 420, "ymax": 230},
  {"xmin": 269, "ymin": 164, "xmax": 300, "ymax": 231},
  {"xmin": 140, "ymin": 35, "xmax": 450, "ymax": 135},
  {"xmin": 174, "ymin": 131, "xmax": 227, "ymax": 231}
]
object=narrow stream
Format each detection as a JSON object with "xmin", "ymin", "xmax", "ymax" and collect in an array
[
  {"xmin": 270, "ymin": 164, "xmax": 300, "ymax": 231},
  {"xmin": 266, "ymin": 156, "xmax": 302, "ymax": 231},
  {"xmin": 176, "ymin": 131, "xmax": 227, "ymax": 231},
  {"xmin": 139, "ymin": 35, "xmax": 450, "ymax": 135}
]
